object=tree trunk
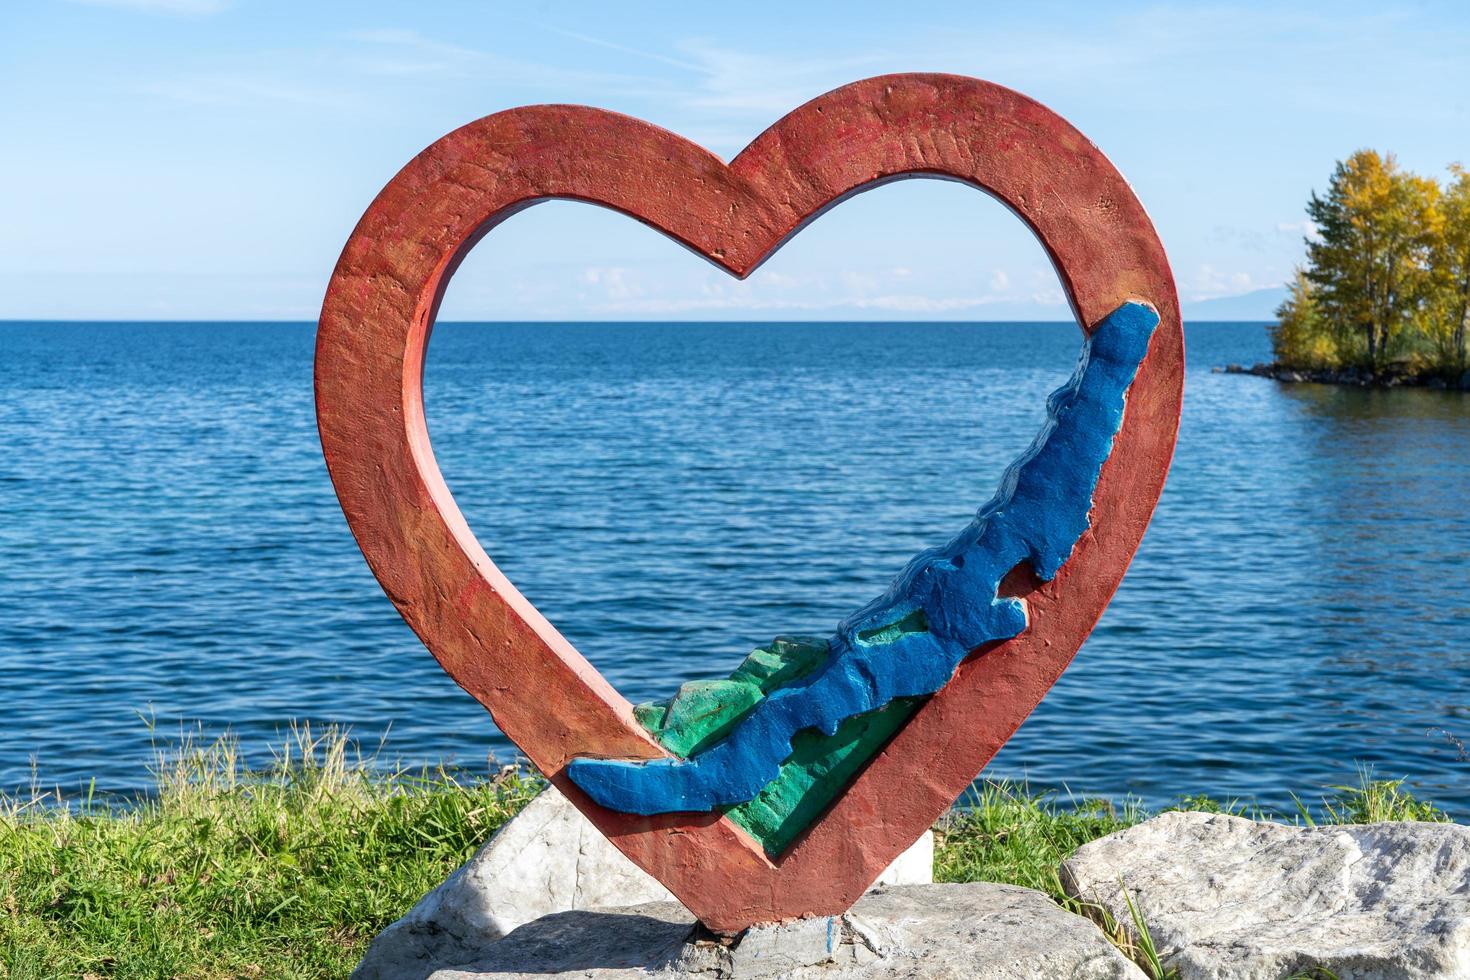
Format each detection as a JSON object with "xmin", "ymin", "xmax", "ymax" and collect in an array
[{"xmin": 1457, "ymin": 275, "xmax": 1470, "ymax": 373}]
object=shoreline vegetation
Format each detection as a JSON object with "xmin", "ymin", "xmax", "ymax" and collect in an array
[
  {"xmin": 0, "ymin": 727, "xmax": 1452, "ymax": 979},
  {"xmin": 1243, "ymin": 150, "xmax": 1470, "ymax": 389},
  {"xmin": 1217, "ymin": 360, "xmax": 1470, "ymax": 390}
]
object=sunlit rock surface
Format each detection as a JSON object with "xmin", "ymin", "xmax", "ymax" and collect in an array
[
  {"xmin": 1063, "ymin": 811, "xmax": 1470, "ymax": 979},
  {"xmin": 422, "ymin": 883, "xmax": 1145, "ymax": 979},
  {"xmin": 353, "ymin": 787, "xmax": 932, "ymax": 980}
]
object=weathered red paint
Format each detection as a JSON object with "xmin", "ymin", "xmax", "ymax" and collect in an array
[{"xmin": 316, "ymin": 73, "xmax": 1182, "ymax": 933}]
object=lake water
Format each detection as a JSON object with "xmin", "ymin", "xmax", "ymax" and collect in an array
[{"xmin": 3, "ymin": 320, "xmax": 1469, "ymax": 814}]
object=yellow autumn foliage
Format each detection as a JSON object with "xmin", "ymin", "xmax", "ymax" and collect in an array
[{"xmin": 1277, "ymin": 151, "xmax": 1468, "ymax": 375}]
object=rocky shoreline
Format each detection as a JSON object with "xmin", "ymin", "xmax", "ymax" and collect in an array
[{"xmin": 1217, "ymin": 361, "xmax": 1470, "ymax": 390}]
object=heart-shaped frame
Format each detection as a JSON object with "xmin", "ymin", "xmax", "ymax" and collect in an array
[{"xmin": 316, "ymin": 73, "xmax": 1181, "ymax": 933}]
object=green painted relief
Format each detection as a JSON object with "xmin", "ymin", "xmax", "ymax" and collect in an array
[{"xmin": 635, "ymin": 636, "xmax": 916, "ymax": 855}]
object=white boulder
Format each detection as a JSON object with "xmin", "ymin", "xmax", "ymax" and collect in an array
[{"xmin": 1062, "ymin": 810, "xmax": 1470, "ymax": 979}]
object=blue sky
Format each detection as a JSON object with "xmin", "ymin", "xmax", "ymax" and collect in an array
[{"xmin": 3, "ymin": 0, "xmax": 1467, "ymax": 320}]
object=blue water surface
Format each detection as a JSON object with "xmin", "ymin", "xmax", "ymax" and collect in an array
[{"xmin": 2, "ymin": 320, "xmax": 1468, "ymax": 813}]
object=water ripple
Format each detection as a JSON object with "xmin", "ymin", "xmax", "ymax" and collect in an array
[{"xmin": 1, "ymin": 320, "xmax": 1467, "ymax": 814}]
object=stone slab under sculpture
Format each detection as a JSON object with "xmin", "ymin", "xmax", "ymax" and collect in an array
[
  {"xmin": 352, "ymin": 788, "xmax": 934, "ymax": 980},
  {"xmin": 389, "ymin": 886, "xmax": 1149, "ymax": 980},
  {"xmin": 317, "ymin": 72, "xmax": 1183, "ymax": 932}
]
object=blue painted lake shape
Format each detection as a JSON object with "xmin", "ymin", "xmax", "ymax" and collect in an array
[{"xmin": 567, "ymin": 302, "xmax": 1160, "ymax": 815}]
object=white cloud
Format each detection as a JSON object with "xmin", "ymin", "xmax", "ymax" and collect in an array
[
  {"xmin": 990, "ymin": 269, "xmax": 1010, "ymax": 292},
  {"xmin": 583, "ymin": 292, "xmax": 1009, "ymax": 316},
  {"xmin": 67, "ymin": 0, "xmax": 229, "ymax": 13},
  {"xmin": 345, "ymin": 28, "xmax": 470, "ymax": 52},
  {"xmin": 571, "ymin": 267, "xmax": 1017, "ymax": 316},
  {"xmin": 852, "ymin": 294, "xmax": 1003, "ymax": 313},
  {"xmin": 1025, "ymin": 269, "xmax": 1068, "ymax": 308},
  {"xmin": 753, "ymin": 270, "xmax": 802, "ymax": 288},
  {"xmin": 341, "ymin": 29, "xmax": 485, "ymax": 76},
  {"xmin": 1208, "ymin": 224, "xmax": 1270, "ymax": 252},
  {"xmin": 1277, "ymin": 219, "xmax": 1322, "ymax": 241},
  {"xmin": 137, "ymin": 27, "xmax": 657, "ymax": 111},
  {"xmin": 581, "ymin": 266, "xmax": 643, "ymax": 301},
  {"xmin": 533, "ymin": 24, "xmax": 705, "ymax": 74},
  {"xmin": 138, "ymin": 72, "xmax": 349, "ymax": 107},
  {"xmin": 1189, "ymin": 265, "xmax": 1257, "ymax": 302},
  {"xmin": 667, "ymin": 39, "xmax": 885, "ymax": 115}
]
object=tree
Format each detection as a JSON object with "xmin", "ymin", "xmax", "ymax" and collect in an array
[
  {"xmin": 1272, "ymin": 268, "xmax": 1337, "ymax": 368},
  {"xmin": 1304, "ymin": 150, "xmax": 1441, "ymax": 370},
  {"xmin": 1428, "ymin": 165, "xmax": 1470, "ymax": 374}
]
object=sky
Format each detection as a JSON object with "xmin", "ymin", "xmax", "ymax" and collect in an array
[{"xmin": 2, "ymin": 0, "xmax": 1467, "ymax": 321}]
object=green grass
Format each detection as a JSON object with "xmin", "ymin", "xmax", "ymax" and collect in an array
[
  {"xmin": 934, "ymin": 781, "xmax": 1142, "ymax": 894},
  {"xmin": 0, "ymin": 731, "xmax": 1450, "ymax": 980},
  {"xmin": 0, "ymin": 727, "xmax": 541, "ymax": 980}
]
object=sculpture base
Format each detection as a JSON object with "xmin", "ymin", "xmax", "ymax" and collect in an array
[
  {"xmin": 351, "ymin": 788, "xmax": 933, "ymax": 980},
  {"xmin": 371, "ymin": 882, "xmax": 1144, "ymax": 980}
]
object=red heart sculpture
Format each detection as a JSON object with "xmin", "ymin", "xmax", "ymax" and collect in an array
[{"xmin": 316, "ymin": 73, "xmax": 1181, "ymax": 933}]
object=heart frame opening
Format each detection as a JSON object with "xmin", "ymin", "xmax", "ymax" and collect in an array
[{"xmin": 316, "ymin": 72, "xmax": 1183, "ymax": 932}]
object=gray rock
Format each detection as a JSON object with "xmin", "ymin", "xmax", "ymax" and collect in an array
[
  {"xmin": 1061, "ymin": 810, "xmax": 1470, "ymax": 979},
  {"xmin": 353, "ymin": 788, "xmax": 934, "ymax": 980},
  {"xmin": 425, "ymin": 883, "xmax": 1147, "ymax": 979}
]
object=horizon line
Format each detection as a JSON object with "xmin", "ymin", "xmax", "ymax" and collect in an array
[{"xmin": 0, "ymin": 317, "xmax": 1275, "ymax": 325}]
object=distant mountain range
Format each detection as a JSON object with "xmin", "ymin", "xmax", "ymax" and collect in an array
[{"xmin": 1181, "ymin": 287, "xmax": 1286, "ymax": 321}]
